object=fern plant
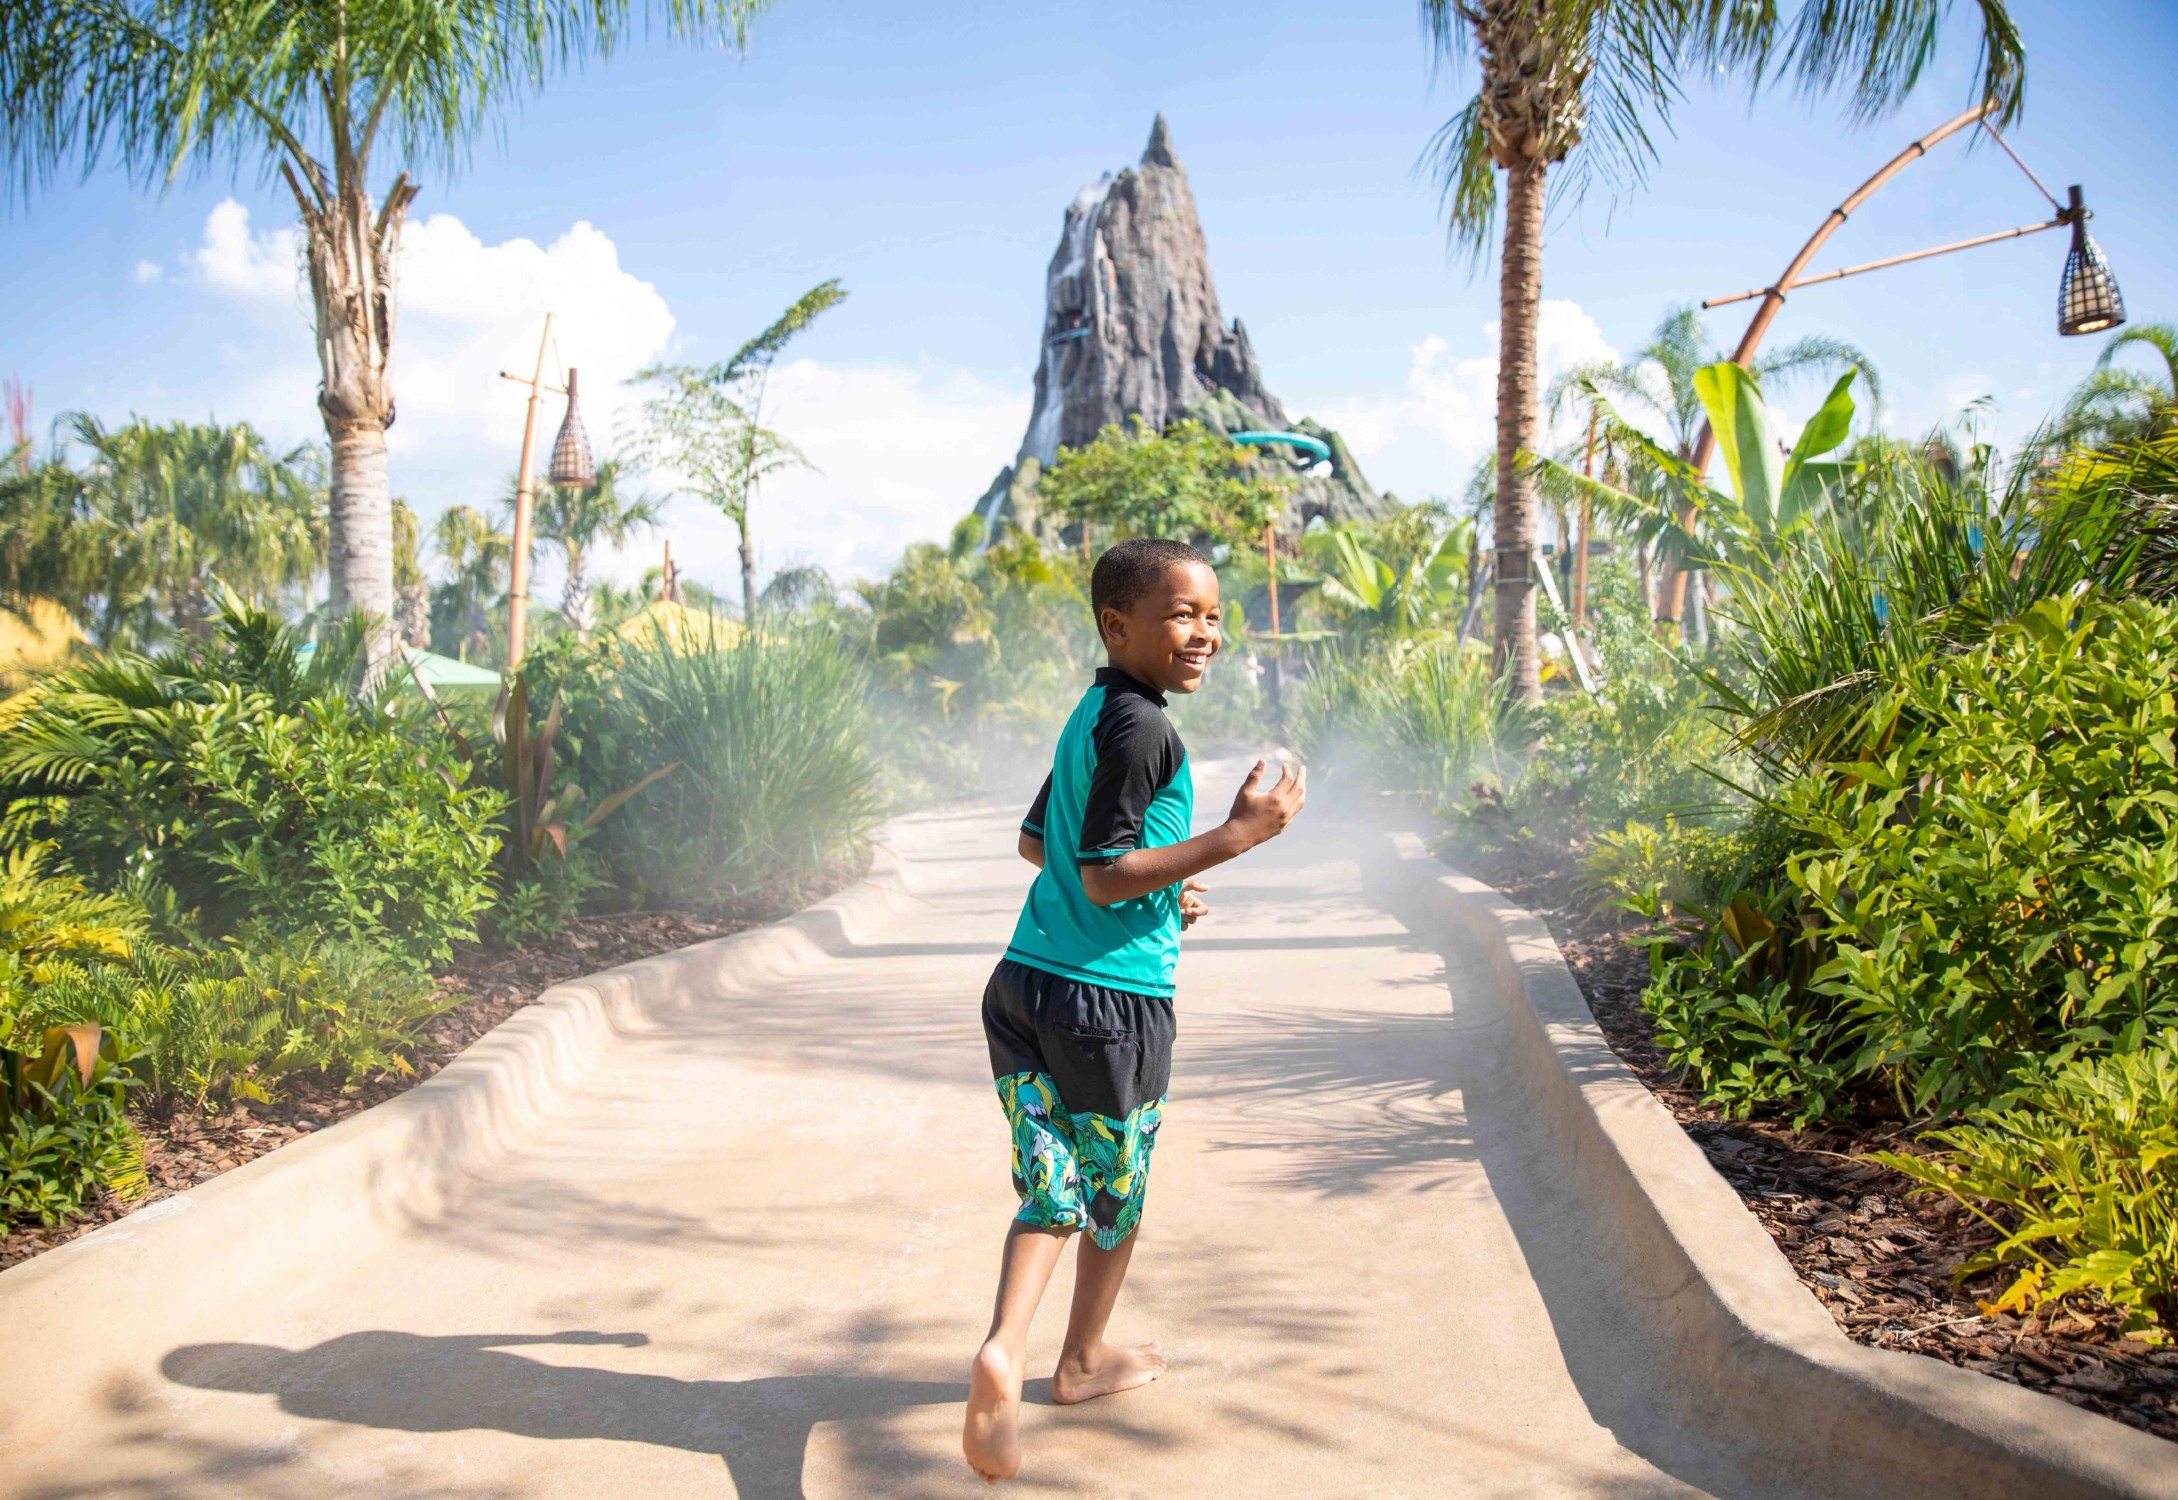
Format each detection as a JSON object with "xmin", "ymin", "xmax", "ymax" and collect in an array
[{"xmin": 1878, "ymin": 1032, "xmax": 2178, "ymax": 1342}]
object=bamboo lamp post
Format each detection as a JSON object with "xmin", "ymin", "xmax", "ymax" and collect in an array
[
  {"xmin": 1655, "ymin": 104, "xmax": 2129, "ymax": 629},
  {"xmin": 498, "ymin": 314, "xmax": 596, "ymax": 672}
]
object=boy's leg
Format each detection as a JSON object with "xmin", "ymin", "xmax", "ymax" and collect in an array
[
  {"xmin": 1052, "ymin": 1228, "xmax": 1166, "ymax": 1404},
  {"xmin": 964, "ymin": 1220, "xmax": 1071, "ymax": 1482}
]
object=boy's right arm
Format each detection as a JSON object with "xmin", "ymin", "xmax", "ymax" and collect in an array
[{"xmin": 1079, "ymin": 759, "xmax": 1305, "ymax": 907}]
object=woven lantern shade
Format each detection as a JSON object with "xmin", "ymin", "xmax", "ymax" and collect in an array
[
  {"xmin": 548, "ymin": 367, "xmax": 597, "ymax": 488},
  {"xmin": 2058, "ymin": 186, "xmax": 2126, "ymax": 337}
]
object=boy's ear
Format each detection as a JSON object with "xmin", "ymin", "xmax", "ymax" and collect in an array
[{"xmin": 1097, "ymin": 606, "xmax": 1126, "ymax": 647}]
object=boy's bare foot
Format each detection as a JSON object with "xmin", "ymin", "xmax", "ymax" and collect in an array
[
  {"xmin": 963, "ymin": 1339, "xmax": 1023, "ymax": 1483},
  {"xmin": 1050, "ymin": 1341, "xmax": 1166, "ymax": 1404}
]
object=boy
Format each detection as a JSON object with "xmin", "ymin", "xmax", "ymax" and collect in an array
[{"xmin": 962, "ymin": 536, "xmax": 1306, "ymax": 1483}]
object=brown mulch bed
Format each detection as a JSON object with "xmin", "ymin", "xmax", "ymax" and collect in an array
[
  {"xmin": 0, "ymin": 860, "xmax": 863, "ymax": 1274},
  {"xmin": 1444, "ymin": 827, "xmax": 2178, "ymax": 1447}
]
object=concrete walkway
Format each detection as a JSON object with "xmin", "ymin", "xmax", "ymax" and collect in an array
[{"xmin": 11, "ymin": 792, "xmax": 1755, "ymax": 1499}]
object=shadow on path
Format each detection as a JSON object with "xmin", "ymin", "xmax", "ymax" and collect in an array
[{"xmin": 161, "ymin": 1332, "xmax": 961, "ymax": 1500}]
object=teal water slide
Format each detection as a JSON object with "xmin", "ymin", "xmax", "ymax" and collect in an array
[{"xmin": 1230, "ymin": 430, "xmax": 1331, "ymax": 464}]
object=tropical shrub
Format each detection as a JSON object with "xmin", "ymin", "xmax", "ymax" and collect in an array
[
  {"xmin": 546, "ymin": 624, "xmax": 881, "ymax": 907},
  {"xmin": 0, "ymin": 1025, "xmax": 143, "ymax": 1228},
  {"xmin": 1877, "ymin": 1032, "xmax": 2178, "ymax": 1341},
  {"xmin": 0, "ymin": 601, "xmax": 502, "ymax": 967},
  {"xmin": 1516, "ymin": 602, "xmax": 1737, "ymax": 829},
  {"xmin": 1290, "ymin": 638, "xmax": 1513, "ymax": 812},
  {"xmin": 0, "ymin": 842, "xmax": 143, "ymax": 1022},
  {"xmin": 1642, "ymin": 594, "xmax": 2178, "ymax": 1123},
  {"xmin": 1040, "ymin": 417, "xmax": 1291, "ymax": 552},
  {"xmin": 16, "ymin": 933, "xmax": 445, "ymax": 1108},
  {"xmin": 1581, "ymin": 816, "xmax": 1749, "ymax": 917}
]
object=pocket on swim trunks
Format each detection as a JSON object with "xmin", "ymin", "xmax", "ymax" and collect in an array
[{"xmin": 1048, "ymin": 1023, "xmax": 1159, "ymax": 1120}]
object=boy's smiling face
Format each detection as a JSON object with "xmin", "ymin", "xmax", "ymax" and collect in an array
[{"xmin": 1099, "ymin": 560, "xmax": 1222, "ymax": 696}]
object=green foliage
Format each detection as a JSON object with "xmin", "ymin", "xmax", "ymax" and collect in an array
[
  {"xmin": 0, "ymin": 598, "xmax": 502, "ymax": 967},
  {"xmin": 1642, "ymin": 595, "xmax": 2178, "ymax": 1124},
  {"xmin": 1513, "ymin": 600, "xmax": 1738, "ymax": 829},
  {"xmin": 853, "ymin": 525, "xmax": 1095, "ymax": 803},
  {"xmin": 541, "ymin": 624, "xmax": 880, "ymax": 907},
  {"xmin": 17, "ymin": 933, "xmax": 445, "ymax": 1109},
  {"xmin": 1714, "ymin": 438, "xmax": 2165, "ymax": 771},
  {"xmin": 1533, "ymin": 361, "xmax": 1860, "ymax": 583},
  {"xmin": 0, "ymin": 1024, "xmax": 143, "ymax": 1228},
  {"xmin": 1877, "ymin": 1033, "xmax": 2178, "ymax": 1340},
  {"xmin": 1040, "ymin": 418, "xmax": 1291, "ymax": 552},
  {"xmin": 1291, "ymin": 638, "xmax": 1513, "ymax": 813},
  {"xmin": 1309, "ymin": 508, "xmax": 1473, "ymax": 636},
  {"xmin": 1582, "ymin": 816, "xmax": 1748, "ymax": 918},
  {"xmin": 0, "ymin": 841, "xmax": 143, "ymax": 1016}
]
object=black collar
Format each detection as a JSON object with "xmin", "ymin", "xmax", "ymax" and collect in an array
[{"xmin": 1095, "ymin": 665, "xmax": 1167, "ymax": 707}]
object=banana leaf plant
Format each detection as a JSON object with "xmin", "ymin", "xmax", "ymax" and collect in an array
[
  {"xmin": 494, "ymin": 673, "xmax": 679, "ymax": 881},
  {"xmin": 1530, "ymin": 361, "xmax": 1860, "ymax": 580},
  {"xmin": 1, "ymin": 1023, "xmax": 123, "ymax": 1124},
  {"xmin": 1316, "ymin": 521, "xmax": 1473, "ymax": 636}
]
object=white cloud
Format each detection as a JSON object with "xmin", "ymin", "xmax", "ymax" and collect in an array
[
  {"xmin": 191, "ymin": 200, "xmax": 302, "ymax": 302},
  {"xmin": 1298, "ymin": 300, "xmax": 1618, "ymax": 504},
  {"xmin": 185, "ymin": 198, "xmax": 1023, "ymax": 596},
  {"xmin": 187, "ymin": 198, "xmax": 676, "ymax": 522},
  {"xmin": 131, "ymin": 260, "xmax": 163, "ymax": 286}
]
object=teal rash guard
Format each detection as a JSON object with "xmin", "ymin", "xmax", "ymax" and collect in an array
[{"xmin": 1007, "ymin": 666, "xmax": 1196, "ymax": 999}]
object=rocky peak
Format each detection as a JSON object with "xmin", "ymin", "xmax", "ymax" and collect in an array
[
  {"xmin": 1142, "ymin": 112, "xmax": 1179, "ymax": 169},
  {"xmin": 991, "ymin": 116, "xmax": 1387, "ymax": 538}
]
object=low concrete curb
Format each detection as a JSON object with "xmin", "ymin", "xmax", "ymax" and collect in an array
[
  {"xmin": 0, "ymin": 847, "xmax": 923, "ymax": 1453},
  {"xmin": 1372, "ymin": 832, "xmax": 2176, "ymax": 1500}
]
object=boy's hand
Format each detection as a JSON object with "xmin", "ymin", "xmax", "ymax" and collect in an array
[
  {"xmin": 1225, "ymin": 759, "xmax": 1306, "ymax": 850},
  {"xmin": 1180, "ymin": 878, "xmax": 1209, "ymax": 929}
]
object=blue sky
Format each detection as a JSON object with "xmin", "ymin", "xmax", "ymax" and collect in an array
[{"xmin": 3, "ymin": 0, "xmax": 2172, "ymax": 598}]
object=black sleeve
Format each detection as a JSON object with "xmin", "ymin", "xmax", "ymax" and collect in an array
[
  {"xmin": 1022, "ymin": 775, "xmax": 1051, "ymax": 838},
  {"xmin": 1077, "ymin": 699, "xmax": 1181, "ymax": 866}
]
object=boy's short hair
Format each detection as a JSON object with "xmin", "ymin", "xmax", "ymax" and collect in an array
[{"xmin": 1090, "ymin": 538, "xmax": 1210, "ymax": 626}]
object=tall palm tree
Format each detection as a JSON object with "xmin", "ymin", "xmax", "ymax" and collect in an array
[
  {"xmin": 2, "ymin": 0, "xmax": 767, "ymax": 657},
  {"xmin": 1420, "ymin": 0, "xmax": 2024, "ymax": 702},
  {"xmin": 530, "ymin": 459, "xmax": 659, "ymax": 634},
  {"xmin": 637, "ymin": 280, "xmax": 845, "ymax": 618}
]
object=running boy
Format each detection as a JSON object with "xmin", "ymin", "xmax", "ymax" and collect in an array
[{"xmin": 962, "ymin": 537, "xmax": 1306, "ymax": 1483}]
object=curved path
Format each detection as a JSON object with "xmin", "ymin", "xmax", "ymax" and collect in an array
[{"xmin": 7, "ymin": 787, "xmax": 1760, "ymax": 1499}]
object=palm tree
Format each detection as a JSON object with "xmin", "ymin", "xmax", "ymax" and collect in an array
[
  {"xmin": 637, "ymin": 281, "xmax": 846, "ymax": 617},
  {"xmin": 530, "ymin": 459, "xmax": 659, "ymax": 634},
  {"xmin": 1419, "ymin": 0, "xmax": 2024, "ymax": 703},
  {"xmin": 0, "ymin": 414, "xmax": 321, "ymax": 648},
  {"xmin": 2, "ymin": 0, "xmax": 767, "ymax": 656},
  {"xmin": 2059, "ymin": 324, "xmax": 2178, "ymax": 449},
  {"xmin": 1547, "ymin": 307, "xmax": 1879, "ymax": 645},
  {"xmin": 431, "ymin": 504, "xmax": 509, "ymax": 663}
]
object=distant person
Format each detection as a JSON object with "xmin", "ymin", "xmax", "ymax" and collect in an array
[{"xmin": 961, "ymin": 536, "xmax": 1306, "ymax": 1483}]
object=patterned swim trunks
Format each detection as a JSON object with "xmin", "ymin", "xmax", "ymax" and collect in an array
[{"xmin": 982, "ymin": 958, "xmax": 1174, "ymax": 1250}]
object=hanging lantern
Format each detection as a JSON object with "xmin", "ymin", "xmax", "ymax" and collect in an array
[
  {"xmin": 548, "ymin": 367, "xmax": 597, "ymax": 487},
  {"xmin": 2057, "ymin": 186, "xmax": 2125, "ymax": 337}
]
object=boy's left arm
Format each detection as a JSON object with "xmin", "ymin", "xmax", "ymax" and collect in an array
[{"xmin": 1018, "ymin": 774, "xmax": 1051, "ymax": 868}]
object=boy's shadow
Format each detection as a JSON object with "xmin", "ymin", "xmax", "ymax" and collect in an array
[{"xmin": 162, "ymin": 1331, "xmax": 962, "ymax": 1500}]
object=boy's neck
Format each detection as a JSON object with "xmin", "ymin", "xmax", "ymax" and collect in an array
[{"xmin": 1098, "ymin": 660, "xmax": 1166, "ymax": 703}]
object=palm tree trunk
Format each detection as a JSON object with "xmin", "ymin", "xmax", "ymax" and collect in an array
[
  {"xmin": 291, "ymin": 164, "xmax": 416, "ymax": 673},
  {"xmin": 563, "ymin": 547, "xmax": 591, "ymax": 635},
  {"xmin": 738, "ymin": 524, "xmax": 757, "ymax": 621},
  {"xmin": 1493, "ymin": 156, "xmax": 1546, "ymax": 705}
]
